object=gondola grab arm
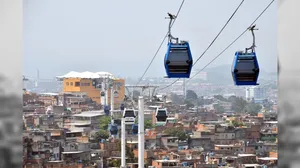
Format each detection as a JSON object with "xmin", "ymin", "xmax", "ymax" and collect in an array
[
  {"xmin": 246, "ymin": 25, "xmax": 259, "ymax": 53},
  {"xmin": 166, "ymin": 13, "xmax": 179, "ymax": 43}
]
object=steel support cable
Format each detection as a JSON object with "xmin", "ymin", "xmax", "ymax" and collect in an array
[
  {"xmin": 158, "ymin": 0, "xmax": 246, "ymax": 91},
  {"xmin": 136, "ymin": 0, "xmax": 186, "ymax": 85},
  {"xmin": 159, "ymin": 0, "xmax": 275, "ymax": 90},
  {"xmin": 187, "ymin": 0, "xmax": 275, "ymax": 83},
  {"xmin": 192, "ymin": 0, "xmax": 245, "ymax": 66}
]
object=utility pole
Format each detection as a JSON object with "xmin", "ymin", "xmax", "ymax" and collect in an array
[
  {"xmin": 121, "ymin": 118, "xmax": 126, "ymax": 168},
  {"xmin": 105, "ymin": 77, "xmax": 109, "ymax": 106},
  {"xmin": 110, "ymin": 81, "xmax": 114, "ymax": 110},
  {"xmin": 138, "ymin": 96, "xmax": 145, "ymax": 168}
]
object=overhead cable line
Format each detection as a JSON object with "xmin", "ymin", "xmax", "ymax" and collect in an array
[
  {"xmin": 187, "ymin": 0, "xmax": 275, "ymax": 83},
  {"xmin": 192, "ymin": 0, "xmax": 245, "ymax": 66},
  {"xmin": 160, "ymin": 0, "xmax": 275, "ymax": 90},
  {"xmin": 158, "ymin": 0, "xmax": 246, "ymax": 91},
  {"xmin": 136, "ymin": 0, "xmax": 186, "ymax": 85}
]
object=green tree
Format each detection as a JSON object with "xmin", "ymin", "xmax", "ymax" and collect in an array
[
  {"xmin": 99, "ymin": 116, "xmax": 111, "ymax": 130},
  {"xmin": 229, "ymin": 96, "xmax": 247, "ymax": 113},
  {"xmin": 231, "ymin": 120, "xmax": 244, "ymax": 127},
  {"xmin": 134, "ymin": 119, "xmax": 154, "ymax": 129},
  {"xmin": 186, "ymin": 90, "xmax": 198, "ymax": 100},
  {"xmin": 145, "ymin": 119, "xmax": 154, "ymax": 129},
  {"xmin": 164, "ymin": 127, "xmax": 187, "ymax": 141},
  {"xmin": 108, "ymin": 159, "xmax": 121, "ymax": 167},
  {"xmin": 245, "ymin": 103, "xmax": 262, "ymax": 115},
  {"xmin": 213, "ymin": 104, "xmax": 225, "ymax": 113},
  {"xmin": 184, "ymin": 100, "xmax": 194, "ymax": 109},
  {"xmin": 93, "ymin": 130, "xmax": 109, "ymax": 140}
]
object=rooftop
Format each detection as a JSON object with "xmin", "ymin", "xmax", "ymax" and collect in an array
[
  {"xmin": 56, "ymin": 71, "xmax": 115, "ymax": 79},
  {"xmin": 73, "ymin": 111, "xmax": 105, "ymax": 117}
]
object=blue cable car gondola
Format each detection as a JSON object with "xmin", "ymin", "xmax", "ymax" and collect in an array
[
  {"xmin": 232, "ymin": 25, "xmax": 260, "ymax": 86},
  {"xmin": 232, "ymin": 52, "xmax": 259, "ymax": 85},
  {"xmin": 120, "ymin": 103, "xmax": 125, "ymax": 111},
  {"xmin": 164, "ymin": 13, "xmax": 193, "ymax": 78},
  {"xmin": 132, "ymin": 124, "xmax": 138, "ymax": 135},
  {"xmin": 110, "ymin": 124, "xmax": 118, "ymax": 136},
  {"xmin": 104, "ymin": 105, "xmax": 110, "ymax": 116}
]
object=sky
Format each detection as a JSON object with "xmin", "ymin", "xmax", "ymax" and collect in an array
[{"xmin": 23, "ymin": 0, "xmax": 277, "ymax": 79}]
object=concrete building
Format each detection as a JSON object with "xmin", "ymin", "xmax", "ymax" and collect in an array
[
  {"xmin": 245, "ymin": 86, "xmax": 266, "ymax": 104},
  {"xmin": 56, "ymin": 71, "xmax": 125, "ymax": 108},
  {"xmin": 69, "ymin": 111, "xmax": 106, "ymax": 132}
]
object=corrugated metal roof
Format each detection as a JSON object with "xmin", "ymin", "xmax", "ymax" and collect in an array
[{"xmin": 56, "ymin": 71, "xmax": 115, "ymax": 79}]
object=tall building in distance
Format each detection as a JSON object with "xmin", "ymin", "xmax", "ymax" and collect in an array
[
  {"xmin": 56, "ymin": 71, "xmax": 125, "ymax": 108},
  {"xmin": 245, "ymin": 86, "xmax": 266, "ymax": 104}
]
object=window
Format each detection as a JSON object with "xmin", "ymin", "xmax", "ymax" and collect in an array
[
  {"xmin": 169, "ymin": 48, "xmax": 190, "ymax": 62},
  {"xmin": 236, "ymin": 60, "xmax": 256, "ymax": 71},
  {"xmin": 66, "ymin": 82, "xmax": 69, "ymax": 86},
  {"xmin": 70, "ymin": 82, "xmax": 73, "ymax": 86},
  {"xmin": 75, "ymin": 82, "xmax": 80, "ymax": 87},
  {"xmin": 81, "ymin": 83, "xmax": 91, "ymax": 86}
]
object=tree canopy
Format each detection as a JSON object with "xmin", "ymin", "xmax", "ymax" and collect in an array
[
  {"xmin": 213, "ymin": 104, "xmax": 225, "ymax": 113},
  {"xmin": 245, "ymin": 103, "xmax": 262, "ymax": 115},
  {"xmin": 231, "ymin": 120, "xmax": 244, "ymax": 127},
  {"xmin": 186, "ymin": 90, "xmax": 198, "ymax": 100},
  {"xmin": 228, "ymin": 96, "xmax": 248, "ymax": 113},
  {"xmin": 144, "ymin": 119, "xmax": 154, "ymax": 129},
  {"xmin": 93, "ymin": 130, "xmax": 109, "ymax": 141},
  {"xmin": 164, "ymin": 127, "xmax": 188, "ymax": 141},
  {"xmin": 184, "ymin": 100, "xmax": 194, "ymax": 109},
  {"xmin": 99, "ymin": 116, "xmax": 111, "ymax": 130}
]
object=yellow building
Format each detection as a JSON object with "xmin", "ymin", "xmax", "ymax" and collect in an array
[{"xmin": 57, "ymin": 71, "xmax": 125, "ymax": 108}]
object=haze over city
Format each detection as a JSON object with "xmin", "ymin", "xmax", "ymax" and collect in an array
[{"xmin": 23, "ymin": 0, "xmax": 277, "ymax": 79}]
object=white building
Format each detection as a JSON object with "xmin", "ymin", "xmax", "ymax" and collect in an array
[{"xmin": 245, "ymin": 87, "xmax": 266, "ymax": 104}]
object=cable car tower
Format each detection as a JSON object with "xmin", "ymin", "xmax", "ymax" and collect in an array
[
  {"xmin": 232, "ymin": 25, "xmax": 260, "ymax": 86},
  {"xmin": 164, "ymin": 13, "xmax": 193, "ymax": 78}
]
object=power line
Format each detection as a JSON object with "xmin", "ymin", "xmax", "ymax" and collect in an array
[
  {"xmin": 192, "ymin": 0, "xmax": 245, "ymax": 66},
  {"xmin": 158, "ymin": 0, "xmax": 246, "ymax": 91},
  {"xmin": 136, "ymin": 0, "xmax": 186, "ymax": 85},
  {"xmin": 157, "ymin": 78, "xmax": 180, "ymax": 91},
  {"xmin": 187, "ymin": 0, "xmax": 275, "ymax": 83}
]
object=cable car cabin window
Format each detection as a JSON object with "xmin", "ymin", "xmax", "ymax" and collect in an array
[
  {"xmin": 236, "ymin": 59, "xmax": 256, "ymax": 72},
  {"xmin": 114, "ymin": 119, "xmax": 121, "ymax": 125},
  {"xmin": 167, "ymin": 48, "xmax": 191, "ymax": 74},
  {"xmin": 168, "ymin": 48, "xmax": 189, "ymax": 62},
  {"xmin": 234, "ymin": 58, "xmax": 259, "ymax": 82},
  {"xmin": 124, "ymin": 110, "xmax": 135, "ymax": 117},
  {"xmin": 157, "ymin": 110, "xmax": 167, "ymax": 116}
]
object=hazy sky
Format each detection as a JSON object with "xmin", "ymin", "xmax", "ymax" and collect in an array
[{"xmin": 23, "ymin": 0, "xmax": 277, "ymax": 79}]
